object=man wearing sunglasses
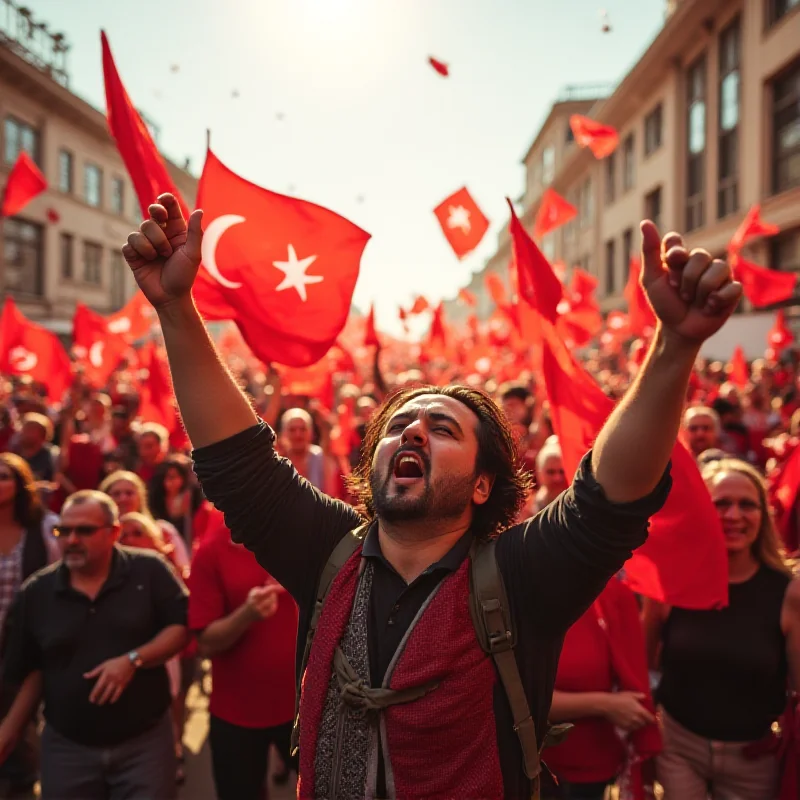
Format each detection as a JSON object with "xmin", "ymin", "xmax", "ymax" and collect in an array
[{"xmin": 0, "ymin": 490, "xmax": 189, "ymax": 799}]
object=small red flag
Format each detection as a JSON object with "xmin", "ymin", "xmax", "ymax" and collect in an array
[
  {"xmin": 433, "ymin": 187, "xmax": 490, "ymax": 259},
  {"xmin": 569, "ymin": 115, "xmax": 620, "ymax": 159},
  {"xmin": 506, "ymin": 198, "xmax": 563, "ymax": 323},
  {"xmin": 733, "ymin": 257, "xmax": 797, "ymax": 308},
  {"xmin": 729, "ymin": 205, "xmax": 780, "ymax": 253},
  {"xmin": 1, "ymin": 151, "xmax": 47, "ymax": 217},
  {"xmin": 0, "ymin": 297, "xmax": 71, "ymax": 400},
  {"xmin": 428, "ymin": 57, "xmax": 449, "ymax": 77},
  {"xmin": 427, "ymin": 302, "xmax": 448, "ymax": 347},
  {"xmin": 729, "ymin": 346, "xmax": 749, "ymax": 388},
  {"xmin": 773, "ymin": 445, "xmax": 800, "ymax": 552},
  {"xmin": 364, "ymin": 303, "xmax": 380, "ymax": 347},
  {"xmin": 72, "ymin": 304, "xmax": 129, "ymax": 387},
  {"xmin": 532, "ymin": 189, "xmax": 577, "ymax": 240},
  {"xmin": 623, "ymin": 256, "xmax": 657, "ymax": 337},
  {"xmin": 768, "ymin": 310, "xmax": 794, "ymax": 351},
  {"xmin": 457, "ymin": 288, "xmax": 477, "ymax": 306},
  {"xmin": 410, "ymin": 296, "xmax": 430, "ymax": 315}
]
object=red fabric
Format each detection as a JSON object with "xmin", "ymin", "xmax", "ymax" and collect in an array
[
  {"xmin": 138, "ymin": 342, "xmax": 178, "ymax": 432},
  {"xmin": 556, "ymin": 270, "xmax": 602, "ymax": 347},
  {"xmin": 72, "ymin": 304, "xmax": 129, "ymax": 388},
  {"xmin": 729, "ymin": 205, "xmax": 780, "ymax": 253},
  {"xmin": 49, "ymin": 435, "xmax": 105, "ymax": 512},
  {"xmin": 196, "ymin": 149, "xmax": 370, "ymax": 366},
  {"xmin": 533, "ymin": 189, "xmax": 577, "ymax": 240},
  {"xmin": 569, "ymin": 115, "xmax": 619, "ymax": 159},
  {"xmin": 428, "ymin": 56, "xmax": 449, "ymax": 76},
  {"xmin": 769, "ymin": 310, "xmax": 795, "ymax": 351},
  {"xmin": 1, "ymin": 151, "xmax": 47, "ymax": 217},
  {"xmin": 364, "ymin": 303, "xmax": 380, "ymax": 347},
  {"xmin": 427, "ymin": 302, "xmax": 448, "ymax": 349},
  {"xmin": 433, "ymin": 187, "xmax": 490, "ymax": 259},
  {"xmin": 623, "ymin": 257, "xmax": 657, "ymax": 337},
  {"xmin": 507, "ymin": 199, "xmax": 563, "ymax": 323},
  {"xmin": 539, "ymin": 321, "xmax": 728, "ymax": 609},
  {"xmin": 106, "ymin": 292, "xmax": 154, "ymax": 341},
  {"xmin": 188, "ymin": 531, "xmax": 297, "ymax": 727},
  {"xmin": 772, "ymin": 444, "xmax": 800, "ymax": 552},
  {"xmin": 298, "ymin": 552, "xmax": 503, "ymax": 799},
  {"xmin": 733, "ymin": 257, "xmax": 797, "ymax": 308},
  {"xmin": 545, "ymin": 579, "xmax": 660, "ymax": 788},
  {"xmin": 410, "ymin": 296, "xmax": 430, "ymax": 315},
  {"xmin": 0, "ymin": 297, "xmax": 71, "ymax": 401},
  {"xmin": 729, "ymin": 346, "xmax": 749, "ymax": 388}
]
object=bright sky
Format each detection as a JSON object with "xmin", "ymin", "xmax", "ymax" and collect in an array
[{"xmin": 31, "ymin": 0, "xmax": 665, "ymax": 331}]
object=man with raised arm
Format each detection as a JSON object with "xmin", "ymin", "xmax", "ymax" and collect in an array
[{"xmin": 122, "ymin": 194, "xmax": 741, "ymax": 800}]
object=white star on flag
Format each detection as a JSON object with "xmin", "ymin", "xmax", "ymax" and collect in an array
[
  {"xmin": 272, "ymin": 244, "xmax": 323, "ymax": 302},
  {"xmin": 446, "ymin": 205, "xmax": 472, "ymax": 234}
]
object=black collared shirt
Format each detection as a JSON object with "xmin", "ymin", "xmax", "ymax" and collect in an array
[
  {"xmin": 193, "ymin": 423, "xmax": 671, "ymax": 799},
  {"xmin": 2, "ymin": 546, "xmax": 188, "ymax": 746}
]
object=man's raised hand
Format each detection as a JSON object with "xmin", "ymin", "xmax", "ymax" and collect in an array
[{"xmin": 121, "ymin": 193, "xmax": 204, "ymax": 309}]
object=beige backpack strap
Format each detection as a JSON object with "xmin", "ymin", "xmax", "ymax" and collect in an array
[
  {"xmin": 469, "ymin": 539, "xmax": 541, "ymax": 798},
  {"xmin": 290, "ymin": 523, "xmax": 368, "ymax": 755}
]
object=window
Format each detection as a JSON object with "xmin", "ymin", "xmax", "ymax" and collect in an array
[
  {"xmin": 605, "ymin": 239, "xmax": 617, "ymax": 295},
  {"xmin": 770, "ymin": 228, "xmax": 800, "ymax": 274},
  {"xmin": 83, "ymin": 241, "xmax": 103, "ymax": 284},
  {"xmin": 767, "ymin": 0, "xmax": 800, "ymax": 28},
  {"xmin": 686, "ymin": 55, "xmax": 707, "ymax": 231},
  {"xmin": 645, "ymin": 186, "xmax": 663, "ymax": 231},
  {"xmin": 772, "ymin": 59, "xmax": 800, "ymax": 194},
  {"xmin": 3, "ymin": 117, "xmax": 40, "ymax": 165},
  {"xmin": 110, "ymin": 250, "xmax": 127, "ymax": 309},
  {"xmin": 2, "ymin": 218, "xmax": 44, "ymax": 296},
  {"xmin": 60, "ymin": 233, "xmax": 74, "ymax": 280},
  {"xmin": 579, "ymin": 179, "xmax": 593, "ymax": 228},
  {"xmin": 111, "ymin": 177, "xmax": 125, "ymax": 215},
  {"xmin": 84, "ymin": 164, "xmax": 103, "ymax": 208},
  {"xmin": 542, "ymin": 146, "xmax": 555, "ymax": 186},
  {"xmin": 718, "ymin": 18, "xmax": 741, "ymax": 219},
  {"xmin": 644, "ymin": 104, "xmax": 663, "ymax": 156},
  {"xmin": 622, "ymin": 228, "xmax": 634, "ymax": 274},
  {"xmin": 565, "ymin": 124, "xmax": 575, "ymax": 144},
  {"xmin": 622, "ymin": 134, "xmax": 636, "ymax": 191},
  {"xmin": 605, "ymin": 153, "xmax": 616, "ymax": 203}
]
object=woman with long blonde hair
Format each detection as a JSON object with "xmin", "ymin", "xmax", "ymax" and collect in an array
[{"xmin": 644, "ymin": 458, "xmax": 800, "ymax": 799}]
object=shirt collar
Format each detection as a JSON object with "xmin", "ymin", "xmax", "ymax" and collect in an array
[{"xmin": 55, "ymin": 545, "xmax": 130, "ymax": 595}]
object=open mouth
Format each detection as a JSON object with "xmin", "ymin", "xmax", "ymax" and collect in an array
[{"xmin": 392, "ymin": 452, "xmax": 425, "ymax": 482}]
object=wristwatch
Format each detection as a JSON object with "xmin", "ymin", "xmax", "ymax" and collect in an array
[{"xmin": 127, "ymin": 650, "xmax": 143, "ymax": 669}]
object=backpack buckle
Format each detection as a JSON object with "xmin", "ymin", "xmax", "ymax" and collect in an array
[{"xmin": 488, "ymin": 629, "xmax": 512, "ymax": 653}]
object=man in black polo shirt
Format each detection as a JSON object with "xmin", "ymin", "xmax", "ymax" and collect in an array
[{"xmin": 0, "ymin": 490, "xmax": 188, "ymax": 799}]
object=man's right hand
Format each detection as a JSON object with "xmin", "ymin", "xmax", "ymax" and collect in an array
[
  {"xmin": 601, "ymin": 691, "xmax": 655, "ymax": 732},
  {"xmin": 122, "ymin": 193, "xmax": 204, "ymax": 310},
  {"xmin": 244, "ymin": 584, "xmax": 281, "ymax": 621}
]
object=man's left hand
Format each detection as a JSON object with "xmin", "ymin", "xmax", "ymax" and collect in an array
[
  {"xmin": 84, "ymin": 655, "xmax": 136, "ymax": 705},
  {"xmin": 640, "ymin": 220, "xmax": 742, "ymax": 344}
]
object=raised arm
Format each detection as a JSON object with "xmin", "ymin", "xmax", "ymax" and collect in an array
[
  {"xmin": 122, "ymin": 194, "xmax": 257, "ymax": 448},
  {"xmin": 592, "ymin": 222, "xmax": 741, "ymax": 502}
]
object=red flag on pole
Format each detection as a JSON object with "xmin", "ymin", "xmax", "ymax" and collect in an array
[
  {"xmin": 1, "ymin": 151, "xmax": 47, "ymax": 217},
  {"xmin": 623, "ymin": 256, "xmax": 657, "ymax": 337},
  {"xmin": 729, "ymin": 346, "xmax": 749, "ymax": 388},
  {"xmin": 733, "ymin": 257, "xmax": 797, "ymax": 308},
  {"xmin": 433, "ymin": 187, "xmax": 490, "ymax": 259},
  {"xmin": 364, "ymin": 303, "xmax": 380, "ymax": 347},
  {"xmin": 569, "ymin": 115, "xmax": 620, "ymax": 159},
  {"xmin": 72, "ymin": 304, "xmax": 129, "ymax": 387},
  {"xmin": 729, "ymin": 205, "xmax": 780, "ymax": 253},
  {"xmin": 532, "ymin": 189, "xmax": 577, "ymax": 240}
]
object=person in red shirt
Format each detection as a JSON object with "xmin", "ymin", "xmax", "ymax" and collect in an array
[
  {"xmin": 188, "ymin": 526, "xmax": 298, "ymax": 800},
  {"xmin": 136, "ymin": 423, "xmax": 168, "ymax": 485}
]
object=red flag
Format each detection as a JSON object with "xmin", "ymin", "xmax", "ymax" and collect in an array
[
  {"xmin": 768, "ymin": 310, "xmax": 794, "ymax": 351},
  {"xmin": 364, "ymin": 303, "xmax": 380, "ymax": 347},
  {"xmin": 773, "ymin": 445, "xmax": 800, "ymax": 552},
  {"xmin": 539, "ymin": 324, "xmax": 728, "ymax": 609},
  {"xmin": 568, "ymin": 268, "xmax": 599, "ymax": 308},
  {"xmin": 729, "ymin": 346, "xmax": 749, "ymax": 388},
  {"xmin": 1, "ymin": 151, "xmax": 47, "ymax": 217},
  {"xmin": 0, "ymin": 297, "xmax": 71, "ymax": 400},
  {"xmin": 427, "ymin": 302, "xmax": 447, "ymax": 348},
  {"xmin": 410, "ymin": 296, "xmax": 430, "ymax": 315},
  {"xmin": 623, "ymin": 256, "xmax": 657, "ymax": 337},
  {"xmin": 433, "ymin": 187, "xmax": 490, "ymax": 259},
  {"xmin": 106, "ymin": 292, "xmax": 155, "ymax": 341},
  {"xmin": 138, "ymin": 342, "xmax": 178, "ymax": 432},
  {"xmin": 532, "ymin": 189, "xmax": 577, "ymax": 240},
  {"xmin": 569, "ymin": 115, "xmax": 620, "ymax": 159},
  {"xmin": 196, "ymin": 149, "xmax": 370, "ymax": 366},
  {"xmin": 729, "ymin": 205, "xmax": 780, "ymax": 253},
  {"xmin": 72, "ymin": 304, "xmax": 129, "ymax": 387},
  {"xmin": 457, "ymin": 288, "xmax": 477, "ymax": 306},
  {"xmin": 506, "ymin": 198, "xmax": 563, "ymax": 323},
  {"xmin": 428, "ymin": 56, "xmax": 449, "ymax": 77},
  {"xmin": 733, "ymin": 257, "xmax": 797, "ymax": 308}
]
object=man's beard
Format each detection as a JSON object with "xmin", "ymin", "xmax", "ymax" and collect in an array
[{"xmin": 370, "ymin": 454, "xmax": 477, "ymax": 525}]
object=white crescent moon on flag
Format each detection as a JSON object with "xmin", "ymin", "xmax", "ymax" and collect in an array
[
  {"xmin": 10, "ymin": 347, "xmax": 37, "ymax": 372},
  {"xmin": 89, "ymin": 341, "xmax": 104, "ymax": 368},
  {"xmin": 201, "ymin": 215, "xmax": 245, "ymax": 289}
]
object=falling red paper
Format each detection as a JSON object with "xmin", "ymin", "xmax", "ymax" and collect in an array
[
  {"xmin": 729, "ymin": 205, "xmax": 780, "ymax": 253},
  {"xmin": 364, "ymin": 303, "xmax": 380, "ymax": 347},
  {"xmin": 532, "ymin": 189, "xmax": 577, "ymax": 240},
  {"xmin": 0, "ymin": 297, "xmax": 71, "ymax": 400},
  {"xmin": 729, "ymin": 346, "xmax": 749, "ymax": 388},
  {"xmin": 72, "ymin": 303, "xmax": 129, "ymax": 387},
  {"xmin": 569, "ymin": 115, "xmax": 620, "ymax": 159},
  {"xmin": 433, "ymin": 187, "xmax": 490, "ymax": 259},
  {"xmin": 539, "ymin": 321, "xmax": 728, "ymax": 610},
  {"xmin": 1, "ymin": 151, "xmax": 47, "ymax": 217},
  {"xmin": 196, "ymin": 149, "xmax": 371, "ymax": 366},
  {"xmin": 733, "ymin": 257, "xmax": 797, "ymax": 308},
  {"xmin": 623, "ymin": 256, "xmax": 657, "ymax": 337},
  {"xmin": 506, "ymin": 198, "xmax": 563, "ymax": 323},
  {"xmin": 428, "ymin": 56, "xmax": 449, "ymax": 77}
]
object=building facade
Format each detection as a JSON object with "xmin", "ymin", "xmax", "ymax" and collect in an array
[
  {"xmin": 467, "ymin": 0, "xmax": 800, "ymax": 358},
  {"xmin": 0, "ymin": 6, "xmax": 196, "ymax": 335}
]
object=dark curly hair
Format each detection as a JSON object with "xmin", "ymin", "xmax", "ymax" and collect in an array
[
  {"xmin": 346, "ymin": 385, "xmax": 532, "ymax": 539},
  {"xmin": 0, "ymin": 452, "xmax": 44, "ymax": 530}
]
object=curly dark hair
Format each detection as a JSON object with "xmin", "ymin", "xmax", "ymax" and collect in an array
[
  {"xmin": 148, "ymin": 455, "xmax": 204, "ymax": 521},
  {"xmin": 0, "ymin": 452, "xmax": 44, "ymax": 530},
  {"xmin": 346, "ymin": 385, "xmax": 532, "ymax": 539}
]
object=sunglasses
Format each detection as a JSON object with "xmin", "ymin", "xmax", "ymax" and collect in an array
[{"xmin": 53, "ymin": 524, "xmax": 108, "ymax": 538}]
